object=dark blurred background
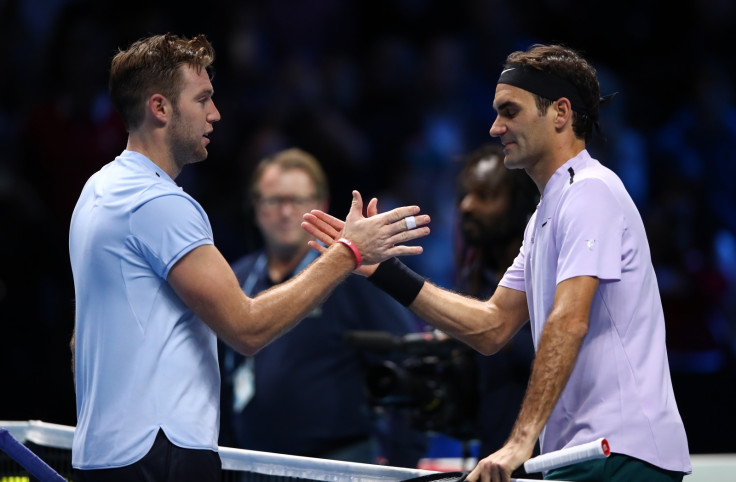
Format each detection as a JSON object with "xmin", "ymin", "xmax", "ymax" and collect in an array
[{"xmin": 1, "ymin": 0, "xmax": 735, "ymax": 455}]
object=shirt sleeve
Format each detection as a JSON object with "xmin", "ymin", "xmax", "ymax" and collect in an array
[
  {"xmin": 555, "ymin": 178, "xmax": 624, "ymax": 284},
  {"xmin": 499, "ymin": 242, "xmax": 527, "ymax": 292},
  {"xmin": 128, "ymin": 193, "xmax": 214, "ymax": 279}
]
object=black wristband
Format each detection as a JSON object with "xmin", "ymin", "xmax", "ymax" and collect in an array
[{"xmin": 367, "ymin": 257, "xmax": 426, "ymax": 306}]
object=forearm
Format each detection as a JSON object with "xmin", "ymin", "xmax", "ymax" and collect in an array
[
  {"xmin": 240, "ymin": 243, "xmax": 355, "ymax": 352},
  {"xmin": 170, "ymin": 243, "xmax": 356, "ymax": 356},
  {"xmin": 508, "ymin": 300, "xmax": 587, "ymax": 454},
  {"xmin": 410, "ymin": 283, "xmax": 515, "ymax": 355},
  {"xmin": 367, "ymin": 259, "xmax": 528, "ymax": 355}
]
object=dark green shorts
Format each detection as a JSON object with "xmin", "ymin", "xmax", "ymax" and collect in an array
[{"xmin": 544, "ymin": 453, "xmax": 684, "ymax": 482}]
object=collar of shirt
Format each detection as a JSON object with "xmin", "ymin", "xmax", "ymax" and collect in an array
[
  {"xmin": 541, "ymin": 149, "xmax": 595, "ymax": 201},
  {"xmin": 119, "ymin": 149, "xmax": 177, "ymax": 186}
]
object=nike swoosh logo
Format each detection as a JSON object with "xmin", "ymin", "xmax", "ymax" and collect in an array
[{"xmin": 501, "ymin": 68, "xmax": 515, "ymax": 75}]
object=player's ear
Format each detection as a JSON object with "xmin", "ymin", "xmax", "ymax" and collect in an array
[
  {"xmin": 552, "ymin": 97, "xmax": 573, "ymax": 129},
  {"xmin": 148, "ymin": 93, "xmax": 171, "ymax": 125}
]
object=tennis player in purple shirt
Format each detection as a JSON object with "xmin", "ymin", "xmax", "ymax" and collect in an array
[{"xmin": 303, "ymin": 44, "xmax": 690, "ymax": 482}]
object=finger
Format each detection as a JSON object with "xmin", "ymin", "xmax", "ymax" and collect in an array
[
  {"xmin": 377, "ymin": 204, "xmax": 421, "ymax": 225},
  {"xmin": 382, "ymin": 222, "xmax": 431, "ymax": 250},
  {"xmin": 347, "ymin": 190, "xmax": 364, "ymax": 220},
  {"xmin": 386, "ymin": 214, "xmax": 431, "ymax": 236},
  {"xmin": 476, "ymin": 461, "xmax": 491, "ymax": 482},
  {"xmin": 304, "ymin": 210, "xmax": 345, "ymax": 233},
  {"xmin": 301, "ymin": 221, "xmax": 339, "ymax": 246},
  {"xmin": 307, "ymin": 240, "xmax": 328, "ymax": 254},
  {"xmin": 489, "ymin": 463, "xmax": 505, "ymax": 482},
  {"xmin": 302, "ymin": 213, "xmax": 343, "ymax": 239},
  {"xmin": 489, "ymin": 465, "xmax": 499, "ymax": 482},
  {"xmin": 464, "ymin": 466, "xmax": 480, "ymax": 482},
  {"xmin": 501, "ymin": 466, "xmax": 511, "ymax": 482},
  {"xmin": 367, "ymin": 197, "xmax": 378, "ymax": 218},
  {"xmin": 381, "ymin": 244, "xmax": 424, "ymax": 258},
  {"xmin": 393, "ymin": 213, "xmax": 431, "ymax": 235}
]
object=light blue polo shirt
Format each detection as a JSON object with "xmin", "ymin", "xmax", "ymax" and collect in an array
[
  {"xmin": 499, "ymin": 150, "xmax": 691, "ymax": 473},
  {"xmin": 69, "ymin": 150, "xmax": 219, "ymax": 469}
]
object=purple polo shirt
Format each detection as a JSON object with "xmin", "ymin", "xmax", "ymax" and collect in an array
[{"xmin": 499, "ymin": 150, "xmax": 690, "ymax": 473}]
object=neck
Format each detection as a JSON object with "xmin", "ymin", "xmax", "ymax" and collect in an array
[
  {"xmin": 528, "ymin": 139, "xmax": 586, "ymax": 195},
  {"xmin": 126, "ymin": 132, "xmax": 181, "ymax": 179}
]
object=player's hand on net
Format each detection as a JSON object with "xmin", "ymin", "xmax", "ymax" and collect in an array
[{"xmin": 465, "ymin": 441, "xmax": 531, "ymax": 482}]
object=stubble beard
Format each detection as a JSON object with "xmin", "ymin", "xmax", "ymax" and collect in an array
[{"xmin": 167, "ymin": 109, "xmax": 207, "ymax": 170}]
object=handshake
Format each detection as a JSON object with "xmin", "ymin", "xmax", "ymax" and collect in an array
[{"xmin": 301, "ymin": 190, "xmax": 431, "ymax": 274}]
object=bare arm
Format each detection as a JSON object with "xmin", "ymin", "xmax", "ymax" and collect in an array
[
  {"xmin": 169, "ymin": 191, "xmax": 430, "ymax": 356},
  {"xmin": 469, "ymin": 275, "xmax": 599, "ymax": 482},
  {"xmin": 410, "ymin": 282, "xmax": 529, "ymax": 356},
  {"xmin": 302, "ymin": 205, "xmax": 529, "ymax": 353},
  {"xmin": 168, "ymin": 243, "xmax": 352, "ymax": 355}
]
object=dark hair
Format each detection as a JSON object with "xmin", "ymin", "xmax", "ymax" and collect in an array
[
  {"xmin": 504, "ymin": 44, "xmax": 600, "ymax": 141},
  {"xmin": 454, "ymin": 144, "xmax": 538, "ymax": 296},
  {"xmin": 109, "ymin": 33, "xmax": 215, "ymax": 131},
  {"xmin": 456, "ymin": 143, "xmax": 537, "ymax": 236}
]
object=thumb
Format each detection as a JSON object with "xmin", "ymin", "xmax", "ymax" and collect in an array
[
  {"xmin": 347, "ymin": 190, "xmax": 365, "ymax": 222},
  {"xmin": 367, "ymin": 197, "xmax": 378, "ymax": 218}
]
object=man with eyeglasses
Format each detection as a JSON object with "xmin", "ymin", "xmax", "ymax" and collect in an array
[{"xmin": 219, "ymin": 148, "xmax": 428, "ymax": 466}]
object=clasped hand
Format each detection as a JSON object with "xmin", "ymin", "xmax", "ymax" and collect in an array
[{"xmin": 301, "ymin": 190, "xmax": 431, "ymax": 272}]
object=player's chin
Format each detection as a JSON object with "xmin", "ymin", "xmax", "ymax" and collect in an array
[
  {"xmin": 502, "ymin": 154, "xmax": 525, "ymax": 170},
  {"xmin": 276, "ymin": 231, "xmax": 308, "ymax": 245}
]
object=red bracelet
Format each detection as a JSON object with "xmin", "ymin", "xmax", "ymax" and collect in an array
[{"xmin": 336, "ymin": 237, "xmax": 362, "ymax": 269}]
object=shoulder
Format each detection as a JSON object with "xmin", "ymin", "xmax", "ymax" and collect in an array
[
  {"xmin": 553, "ymin": 171, "xmax": 628, "ymax": 241},
  {"xmin": 559, "ymin": 164, "xmax": 623, "ymax": 210}
]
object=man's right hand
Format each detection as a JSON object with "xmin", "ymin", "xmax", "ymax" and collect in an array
[
  {"xmin": 465, "ymin": 441, "xmax": 532, "ymax": 482},
  {"xmin": 301, "ymin": 190, "xmax": 430, "ymax": 272}
]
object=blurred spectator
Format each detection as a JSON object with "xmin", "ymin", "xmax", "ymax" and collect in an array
[
  {"xmin": 452, "ymin": 144, "xmax": 539, "ymax": 461},
  {"xmin": 219, "ymin": 148, "xmax": 427, "ymax": 466}
]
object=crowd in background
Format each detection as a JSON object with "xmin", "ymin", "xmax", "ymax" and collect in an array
[{"xmin": 1, "ymin": 0, "xmax": 735, "ymax": 455}]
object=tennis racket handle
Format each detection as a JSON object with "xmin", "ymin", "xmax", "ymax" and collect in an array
[{"xmin": 523, "ymin": 438, "xmax": 611, "ymax": 474}]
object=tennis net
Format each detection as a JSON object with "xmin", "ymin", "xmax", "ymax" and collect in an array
[{"xmin": 0, "ymin": 420, "xmax": 436, "ymax": 482}]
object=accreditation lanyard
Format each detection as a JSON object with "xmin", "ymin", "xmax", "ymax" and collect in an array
[{"xmin": 228, "ymin": 250, "xmax": 319, "ymax": 412}]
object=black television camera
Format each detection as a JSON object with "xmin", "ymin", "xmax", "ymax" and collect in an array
[{"xmin": 344, "ymin": 330, "xmax": 479, "ymax": 441}]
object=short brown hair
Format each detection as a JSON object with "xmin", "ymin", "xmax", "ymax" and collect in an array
[
  {"xmin": 250, "ymin": 148, "xmax": 329, "ymax": 201},
  {"xmin": 504, "ymin": 44, "xmax": 600, "ymax": 141},
  {"xmin": 109, "ymin": 33, "xmax": 215, "ymax": 131}
]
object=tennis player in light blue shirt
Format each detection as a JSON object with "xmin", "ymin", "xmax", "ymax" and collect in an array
[
  {"xmin": 70, "ymin": 150, "xmax": 219, "ymax": 468},
  {"xmin": 69, "ymin": 34, "xmax": 429, "ymax": 481}
]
